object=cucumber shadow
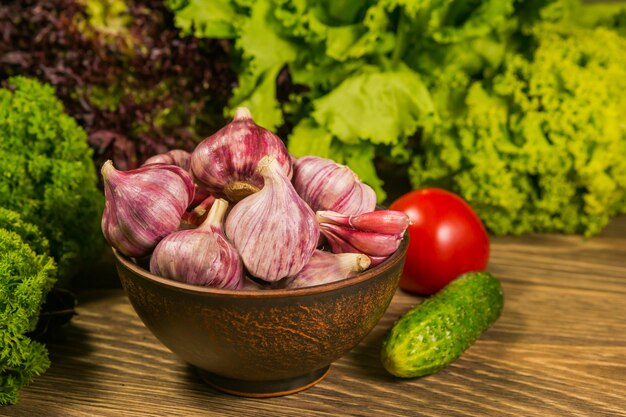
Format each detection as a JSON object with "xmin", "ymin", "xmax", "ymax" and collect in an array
[{"xmin": 345, "ymin": 280, "xmax": 526, "ymax": 382}]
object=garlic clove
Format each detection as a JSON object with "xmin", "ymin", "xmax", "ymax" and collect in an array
[
  {"xmin": 225, "ymin": 155, "xmax": 319, "ymax": 282},
  {"xmin": 320, "ymin": 226, "xmax": 362, "ymax": 254},
  {"xmin": 150, "ymin": 198, "xmax": 244, "ymax": 289},
  {"xmin": 316, "ymin": 210, "xmax": 410, "ymax": 235},
  {"xmin": 191, "ymin": 107, "xmax": 293, "ymax": 202},
  {"xmin": 284, "ymin": 250, "xmax": 371, "ymax": 289},
  {"xmin": 320, "ymin": 228, "xmax": 393, "ymax": 268},
  {"xmin": 316, "ymin": 209, "xmax": 407, "ymax": 267},
  {"xmin": 368, "ymin": 256, "xmax": 390, "ymax": 267},
  {"xmin": 293, "ymin": 156, "xmax": 376, "ymax": 216},
  {"xmin": 320, "ymin": 223, "xmax": 402, "ymax": 257},
  {"xmin": 143, "ymin": 149, "xmax": 192, "ymax": 171},
  {"xmin": 101, "ymin": 160, "xmax": 195, "ymax": 257}
]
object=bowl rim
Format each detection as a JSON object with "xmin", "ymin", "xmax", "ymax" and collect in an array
[{"xmin": 112, "ymin": 235, "xmax": 408, "ymax": 298}]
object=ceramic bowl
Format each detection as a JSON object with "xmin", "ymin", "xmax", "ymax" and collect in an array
[{"xmin": 112, "ymin": 236, "xmax": 407, "ymax": 397}]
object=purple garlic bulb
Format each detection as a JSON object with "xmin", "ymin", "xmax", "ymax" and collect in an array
[
  {"xmin": 284, "ymin": 250, "xmax": 371, "ymax": 289},
  {"xmin": 293, "ymin": 156, "xmax": 376, "ymax": 216},
  {"xmin": 101, "ymin": 160, "xmax": 195, "ymax": 257},
  {"xmin": 225, "ymin": 155, "xmax": 319, "ymax": 282},
  {"xmin": 143, "ymin": 149, "xmax": 191, "ymax": 171},
  {"xmin": 143, "ymin": 149, "xmax": 211, "ymax": 208},
  {"xmin": 191, "ymin": 107, "xmax": 293, "ymax": 202},
  {"xmin": 150, "ymin": 199, "xmax": 244, "ymax": 289}
]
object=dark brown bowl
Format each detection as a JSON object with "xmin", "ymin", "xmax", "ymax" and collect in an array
[{"xmin": 112, "ymin": 236, "xmax": 408, "ymax": 397}]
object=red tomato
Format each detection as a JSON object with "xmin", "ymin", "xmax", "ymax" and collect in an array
[{"xmin": 390, "ymin": 188, "xmax": 490, "ymax": 295}]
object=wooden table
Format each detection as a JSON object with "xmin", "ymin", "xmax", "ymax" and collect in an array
[{"xmin": 5, "ymin": 217, "xmax": 626, "ymax": 416}]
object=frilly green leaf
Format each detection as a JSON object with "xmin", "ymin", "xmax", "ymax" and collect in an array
[
  {"xmin": 0, "ymin": 77, "xmax": 104, "ymax": 284},
  {"xmin": 0, "ymin": 215, "xmax": 56, "ymax": 405},
  {"xmin": 165, "ymin": 0, "xmax": 238, "ymax": 38},
  {"xmin": 312, "ymin": 69, "xmax": 436, "ymax": 146},
  {"xmin": 412, "ymin": 24, "xmax": 626, "ymax": 236}
]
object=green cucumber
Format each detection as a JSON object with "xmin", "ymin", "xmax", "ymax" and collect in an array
[{"xmin": 381, "ymin": 272, "xmax": 504, "ymax": 378}]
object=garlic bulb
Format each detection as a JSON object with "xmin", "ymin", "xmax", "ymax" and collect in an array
[
  {"xmin": 316, "ymin": 210, "xmax": 410, "ymax": 235},
  {"xmin": 191, "ymin": 107, "xmax": 292, "ymax": 202},
  {"xmin": 150, "ymin": 199, "xmax": 244, "ymax": 289},
  {"xmin": 284, "ymin": 250, "xmax": 371, "ymax": 289},
  {"xmin": 320, "ymin": 223, "xmax": 402, "ymax": 257},
  {"xmin": 143, "ymin": 149, "xmax": 211, "ymax": 208},
  {"xmin": 293, "ymin": 156, "xmax": 376, "ymax": 216},
  {"xmin": 225, "ymin": 155, "xmax": 319, "ymax": 282},
  {"xmin": 143, "ymin": 149, "xmax": 191, "ymax": 171},
  {"xmin": 101, "ymin": 160, "xmax": 195, "ymax": 257}
]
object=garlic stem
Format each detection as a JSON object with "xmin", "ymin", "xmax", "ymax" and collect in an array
[
  {"xmin": 101, "ymin": 160, "xmax": 118, "ymax": 186},
  {"xmin": 234, "ymin": 106, "xmax": 253, "ymax": 120},
  {"xmin": 255, "ymin": 155, "xmax": 276, "ymax": 175},
  {"xmin": 197, "ymin": 198, "xmax": 228, "ymax": 231},
  {"xmin": 336, "ymin": 252, "xmax": 371, "ymax": 274}
]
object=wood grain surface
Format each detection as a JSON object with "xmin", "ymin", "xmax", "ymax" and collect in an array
[{"xmin": 4, "ymin": 217, "xmax": 626, "ymax": 417}]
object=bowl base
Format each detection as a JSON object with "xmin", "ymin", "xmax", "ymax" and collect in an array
[{"xmin": 197, "ymin": 366, "xmax": 330, "ymax": 398}]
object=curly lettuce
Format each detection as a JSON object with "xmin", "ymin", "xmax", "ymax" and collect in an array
[
  {"xmin": 167, "ymin": 0, "xmax": 519, "ymax": 201},
  {"xmin": 411, "ymin": 24, "xmax": 626, "ymax": 236},
  {"xmin": 0, "ymin": 77, "xmax": 104, "ymax": 284},
  {"xmin": 0, "ymin": 208, "xmax": 56, "ymax": 405},
  {"xmin": 169, "ymin": 0, "xmax": 626, "ymax": 235}
]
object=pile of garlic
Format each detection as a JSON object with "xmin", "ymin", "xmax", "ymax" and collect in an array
[{"xmin": 101, "ymin": 107, "xmax": 409, "ymax": 290}]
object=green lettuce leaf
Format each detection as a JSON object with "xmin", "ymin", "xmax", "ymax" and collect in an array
[
  {"xmin": 340, "ymin": 142, "xmax": 387, "ymax": 202},
  {"xmin": 229, "ymin": 64, "xmax": 285, "ymax": 130},
  {"xmin": 0, "ymin": 77, "xmax": 104, "ymax": 284},
  {"xmin": 412, "ymin": 24, "xmax": 626, "ymax": 236},
  {"xmin": 166, "ymin": 0, "xmax": 238, "ymax": 38},
  {"xmin": 228, "ymin": 0, "xmax": 299, "ymax": 129},
  {"xmin": 0, "ymin": 212, "xmax": 56, "ymax": 405},
  {"xmin": 288, "ymin": 118, "xmax": 334, "ymax": 158},
  {"xmin": 312, "ymin": 68, "xmax": 435, "ymax": 146}
]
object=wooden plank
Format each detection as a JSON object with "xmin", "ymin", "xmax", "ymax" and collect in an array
[{"xmin": 4, "ymin": 217, "xmax": 626, "ymax": 416}]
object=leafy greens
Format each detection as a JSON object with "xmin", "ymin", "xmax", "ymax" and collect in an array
[
  {"xmin": 0, "ymin": 77, "xmax": 104, "ymax": 284},
  {"xmin": 0, "ymin": 208, "xmax": 56, "ymax": 405},
  {"xmin": 169, "ymin": 0, "xmax": 626, "ymax": 235}
]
